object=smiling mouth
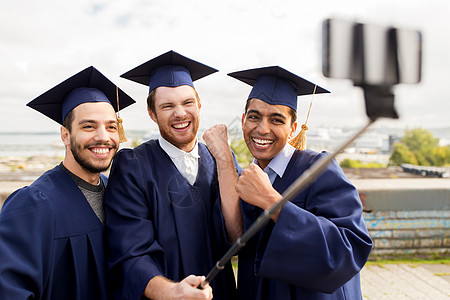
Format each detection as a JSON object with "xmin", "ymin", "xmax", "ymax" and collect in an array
[
  {"xmin": 252, "ymin": 138, "xmax": 273, "ymax": 148},
  {"xmin": 172, "ymin": 121, "xmax": 190, "ymax": 130},
  {"xmin": 89, "ymin": 147, "xmax": 111, "ymax": 156}
]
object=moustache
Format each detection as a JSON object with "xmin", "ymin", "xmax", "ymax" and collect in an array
[{"xmin": 85, "ymin": 142, "xmax": 118, "ymax": 149}]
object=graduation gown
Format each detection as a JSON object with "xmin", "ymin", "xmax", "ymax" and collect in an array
[
  {"xmin": 105, "ymin": 140, "xmax": 237, "ymax": 300},
  {"xmin": 238, "ymin": 149, "xmax": 373, "ymax": 300},
  {"xmin": 0, "ymin": 166, "xmax": 109, "ymax": 300}
]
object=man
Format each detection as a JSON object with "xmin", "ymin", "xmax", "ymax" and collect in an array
[
  {"xmin": 208, "ymin": 66, "xmax": 373, "ymax": 299},
  {"xmin": 0, "ymin": 66, "xmax": 135, "ymax": 300},
  {"xmin": 104, "ymin": 50, "xmax": 239, "ymax": 300}
]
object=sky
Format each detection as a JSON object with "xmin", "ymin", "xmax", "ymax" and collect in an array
[{"xmin": 1, "ymin": 0, "xmax": 449, "ymax": 135}]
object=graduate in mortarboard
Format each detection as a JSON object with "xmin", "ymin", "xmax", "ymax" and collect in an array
[
  {"xmin": 208, "ymin": 66, "xmax": 373, "ymax": 299},
  {"xmin": 0, "ymin": 66, "xmax": 135, "ymax": 300},
  {"xmin": 104, "ymin": 51, "xmax": 238, "ymax": 300}
]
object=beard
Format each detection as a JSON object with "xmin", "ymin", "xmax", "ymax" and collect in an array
[
  {"xmin": 70, "ymin": 139, "xmax": 117, "ymax": 174},
  {"xmin": 157, "ymin": 118, "xmax": 199, "ymax": 151}
]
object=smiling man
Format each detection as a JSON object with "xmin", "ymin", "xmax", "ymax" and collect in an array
[
  {"xmin": 227, "ymin": 66, "xmax": 373, "ymax": 299},
  {"xmin": 104, "ymin": 51, "xmax": 238, "ymax": 300},
  {"xmin": 0, "ymin": 66, "xmax": 135, "ymax": 300}
]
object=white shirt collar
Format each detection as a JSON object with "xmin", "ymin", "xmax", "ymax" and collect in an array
[
  {"xmin": 158, "ymin": 135, "xmax": 200, "ymax": 158},
  {"xmin": 254, "ymin": 143, "xmax": 295, "ymax": 179}
]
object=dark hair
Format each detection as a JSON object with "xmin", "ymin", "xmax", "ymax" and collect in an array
[
  {"xmin": 244, "ymin": 99, "xmax": 297, "ymax": 125},
  {"xmin": 147, "ymin": 86, "xmax": 201, "ymax": 115},
  {"xmin": 146, "ymin": 89, "xmax": 157, "ymax": 114},
  {"xmin": 62, "ymin": 109, "xmax": 75, "ymax": 132}
]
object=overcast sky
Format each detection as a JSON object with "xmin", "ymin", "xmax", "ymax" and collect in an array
[{"xmin": 1, "ymin": 0, "xmax": 449, "ymax": 134}]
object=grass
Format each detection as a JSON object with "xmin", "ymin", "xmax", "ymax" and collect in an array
[
  {"xmin": 339, "ymin": 159, "xmax": 386, "ymax": 168},
  {"xmin": 367, "ymin": 252, "xmax": 450, "ymax": 266}
]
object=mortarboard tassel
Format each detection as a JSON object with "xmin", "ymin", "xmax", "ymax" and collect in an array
[
  {"xmin": 289, "ymin": 123, "xmax": 309, "ymax": 151},
  {"xmin": 116, "ymin": 87, "xmax": 128, "ymax": 143},
  {"xmin": 289, "ymin": 85, "xmax": 317, "ymax": 151}
]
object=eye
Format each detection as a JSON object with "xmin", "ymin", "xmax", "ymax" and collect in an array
[
  {"xmin": 246, "ymin": 114, "xmax": 259, "ymax": 121},
  {"xmin": 271, "ymin": 118, "xmax": 285, "ymax": 124}
]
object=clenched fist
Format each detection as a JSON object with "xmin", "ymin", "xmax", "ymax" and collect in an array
[
  {"xmin": 236, "ymin": 163, "xmax": 282, "ymax": 216},
  {"xmin": 203, "ymin": 124, "xmax": 233, "ymax": 164}
]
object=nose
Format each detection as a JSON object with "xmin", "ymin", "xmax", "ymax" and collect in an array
[
  {"xmin": 255, "ymin": 118, "xmax": 270, "ymax": 135},
  {"xmin": 94, "ymin": 126, "xmax": 110, "ymax": 143},
  {"xmin": 173, "ymin": 104, "xmax": 187, "ymax": 118}
]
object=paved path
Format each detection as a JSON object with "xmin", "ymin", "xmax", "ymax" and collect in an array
[{"xmin": 361, "ymin": 263, "xmax": 450, "ymax": 299}]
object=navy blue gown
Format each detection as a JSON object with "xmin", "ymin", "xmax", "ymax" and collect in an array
[
  {"xmin": 238, "ymin": 149, "xmax": 373, "ymax": 300},
  {"xmin": 105, "ymin": 140, "xmax": 237, "ymax": 300},
  {"xmin": 0, "ymin": 166, "xmax": 109, "ymax": 300}
]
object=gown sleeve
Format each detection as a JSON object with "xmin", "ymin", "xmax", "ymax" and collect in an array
[
  {"xmin": 0, "ymin": 187, "xmax": 54, "ymax": 300},
  {"xmin": 255, "ymin": 153, "xmax": 373, "ymax": 293},
  {"xmin": 105, "ymin": 149, "xmax": 165, "ymax": 300}
]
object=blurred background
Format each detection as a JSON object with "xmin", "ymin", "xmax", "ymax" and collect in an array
[{"xmin": 1, "ymin": 0, "xmax": 449, "ymax": 134}]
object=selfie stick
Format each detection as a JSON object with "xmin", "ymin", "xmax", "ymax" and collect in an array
[{"xmin": 200, "ymin": 19, "xmax": 420, "ymax": 289}]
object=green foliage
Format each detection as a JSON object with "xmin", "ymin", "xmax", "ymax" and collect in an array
[
  {"xmin": 389, "ymin": 128, "xmax": 450, "ymax": 166},
  {"xmin": 367, "ymin": 255, "xmax": 450, "ymax": 264},
  {"xmin": 432, "ymin": 146, "xmax": 450, "ymax": 166},
  {"xmin": 389, "ymin": 143, "xmax": 418, "ymax": 166},
  {"xmin": 339, "ymin": 159, "xmax": 385, "ymax": 169},
  {"xmin": 230, "ymin": 138, "xmax": 253, "ymax": 168},
  {"xmin": 401, "ymin": 128, "xmax": 438, "ymax": 152}
]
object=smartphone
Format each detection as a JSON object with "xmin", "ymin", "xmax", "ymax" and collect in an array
[{"xmin": 322, "ymin": 18, "xmax": 422, "ymax": 86}]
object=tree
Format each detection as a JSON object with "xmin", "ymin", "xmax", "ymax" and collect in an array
[
  {"xmin": 401, "ymin": 128, "xmax": 439, "ymax": 166},
  {"xmin": 389, "ymin": 128, "xmax": 450, "ymax": 166},
  {"xmin": 402, "ymin": 128, "xmax": 438, "ymax": 152},
  {"xmin": 389, "ymin": 143, "xmax": 418, "ymax": 166},
  {"xmin": 431, "ymin": 145, "xmax": 450, "ymax": 166}
]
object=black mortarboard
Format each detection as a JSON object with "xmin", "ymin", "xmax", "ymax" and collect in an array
[
  {"xmin": 229, "ymin": 66, "xmax": 331, "ymax": 151},
  {"xmin": 27, "ymin": 66, "xmax": 136, "ymax": 125},
  {"xmin": 120, "ymin": 50, "xmax": 218, "ymax": 92},
  {"xmin": 228, "ymin": 66, "xmax": 329, "ymax": 111}
]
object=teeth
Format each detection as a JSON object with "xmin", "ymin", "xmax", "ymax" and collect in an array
[
  {"xmin": 253, "ymin": 138, "xmax": 273, "ymax": 145},
  {"xmin": 173, "ymin": 122, "xmax": 189, "ymax": 129},
  {"xmin": 91, "ymin": 148, "xmax": 110, "ymax": 155}
]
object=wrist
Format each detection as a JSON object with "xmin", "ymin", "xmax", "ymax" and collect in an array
[
  {"xmin": 264, "ymin": 192, "xmax": 282, "ymax": 211},
  {"xmin": 144, "ymin": 276, "xmax": 174, "ymax": 299},
  {"xmin": 214, "ymin": 149, "xmax": 233, "ymax": 162},
  {"xmin": 215, "ymin": 152, "xmax": 235, "ymax": 168}
]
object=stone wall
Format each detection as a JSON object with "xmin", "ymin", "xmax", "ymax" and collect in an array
[
  {"xmin": 353, "ymin": 178, "xmax": 450, "ymax": 257},
  {"xmin": 364, "ymin": 210, "xmax": 449, "ymax": 256}
]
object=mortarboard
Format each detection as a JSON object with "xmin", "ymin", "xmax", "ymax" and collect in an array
[
  {"xmin": 227, "ymin": 66, "xmax": 329, "ymax": 112},
  {"xmin": 120, "ymin": 50, "xmax": 218, "ymax": 92},
  {"xmin": 228, "ymin": 66, "xmax": 330, "ymax": 151},
  {"xmin": 27, "ymin": 66, "xmax": 136, "ymax": 142}
]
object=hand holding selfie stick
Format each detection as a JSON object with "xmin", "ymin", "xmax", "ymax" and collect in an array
[{"xmin": 200, "ymin": 19, "xmax": 422, "ymax": 289}]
